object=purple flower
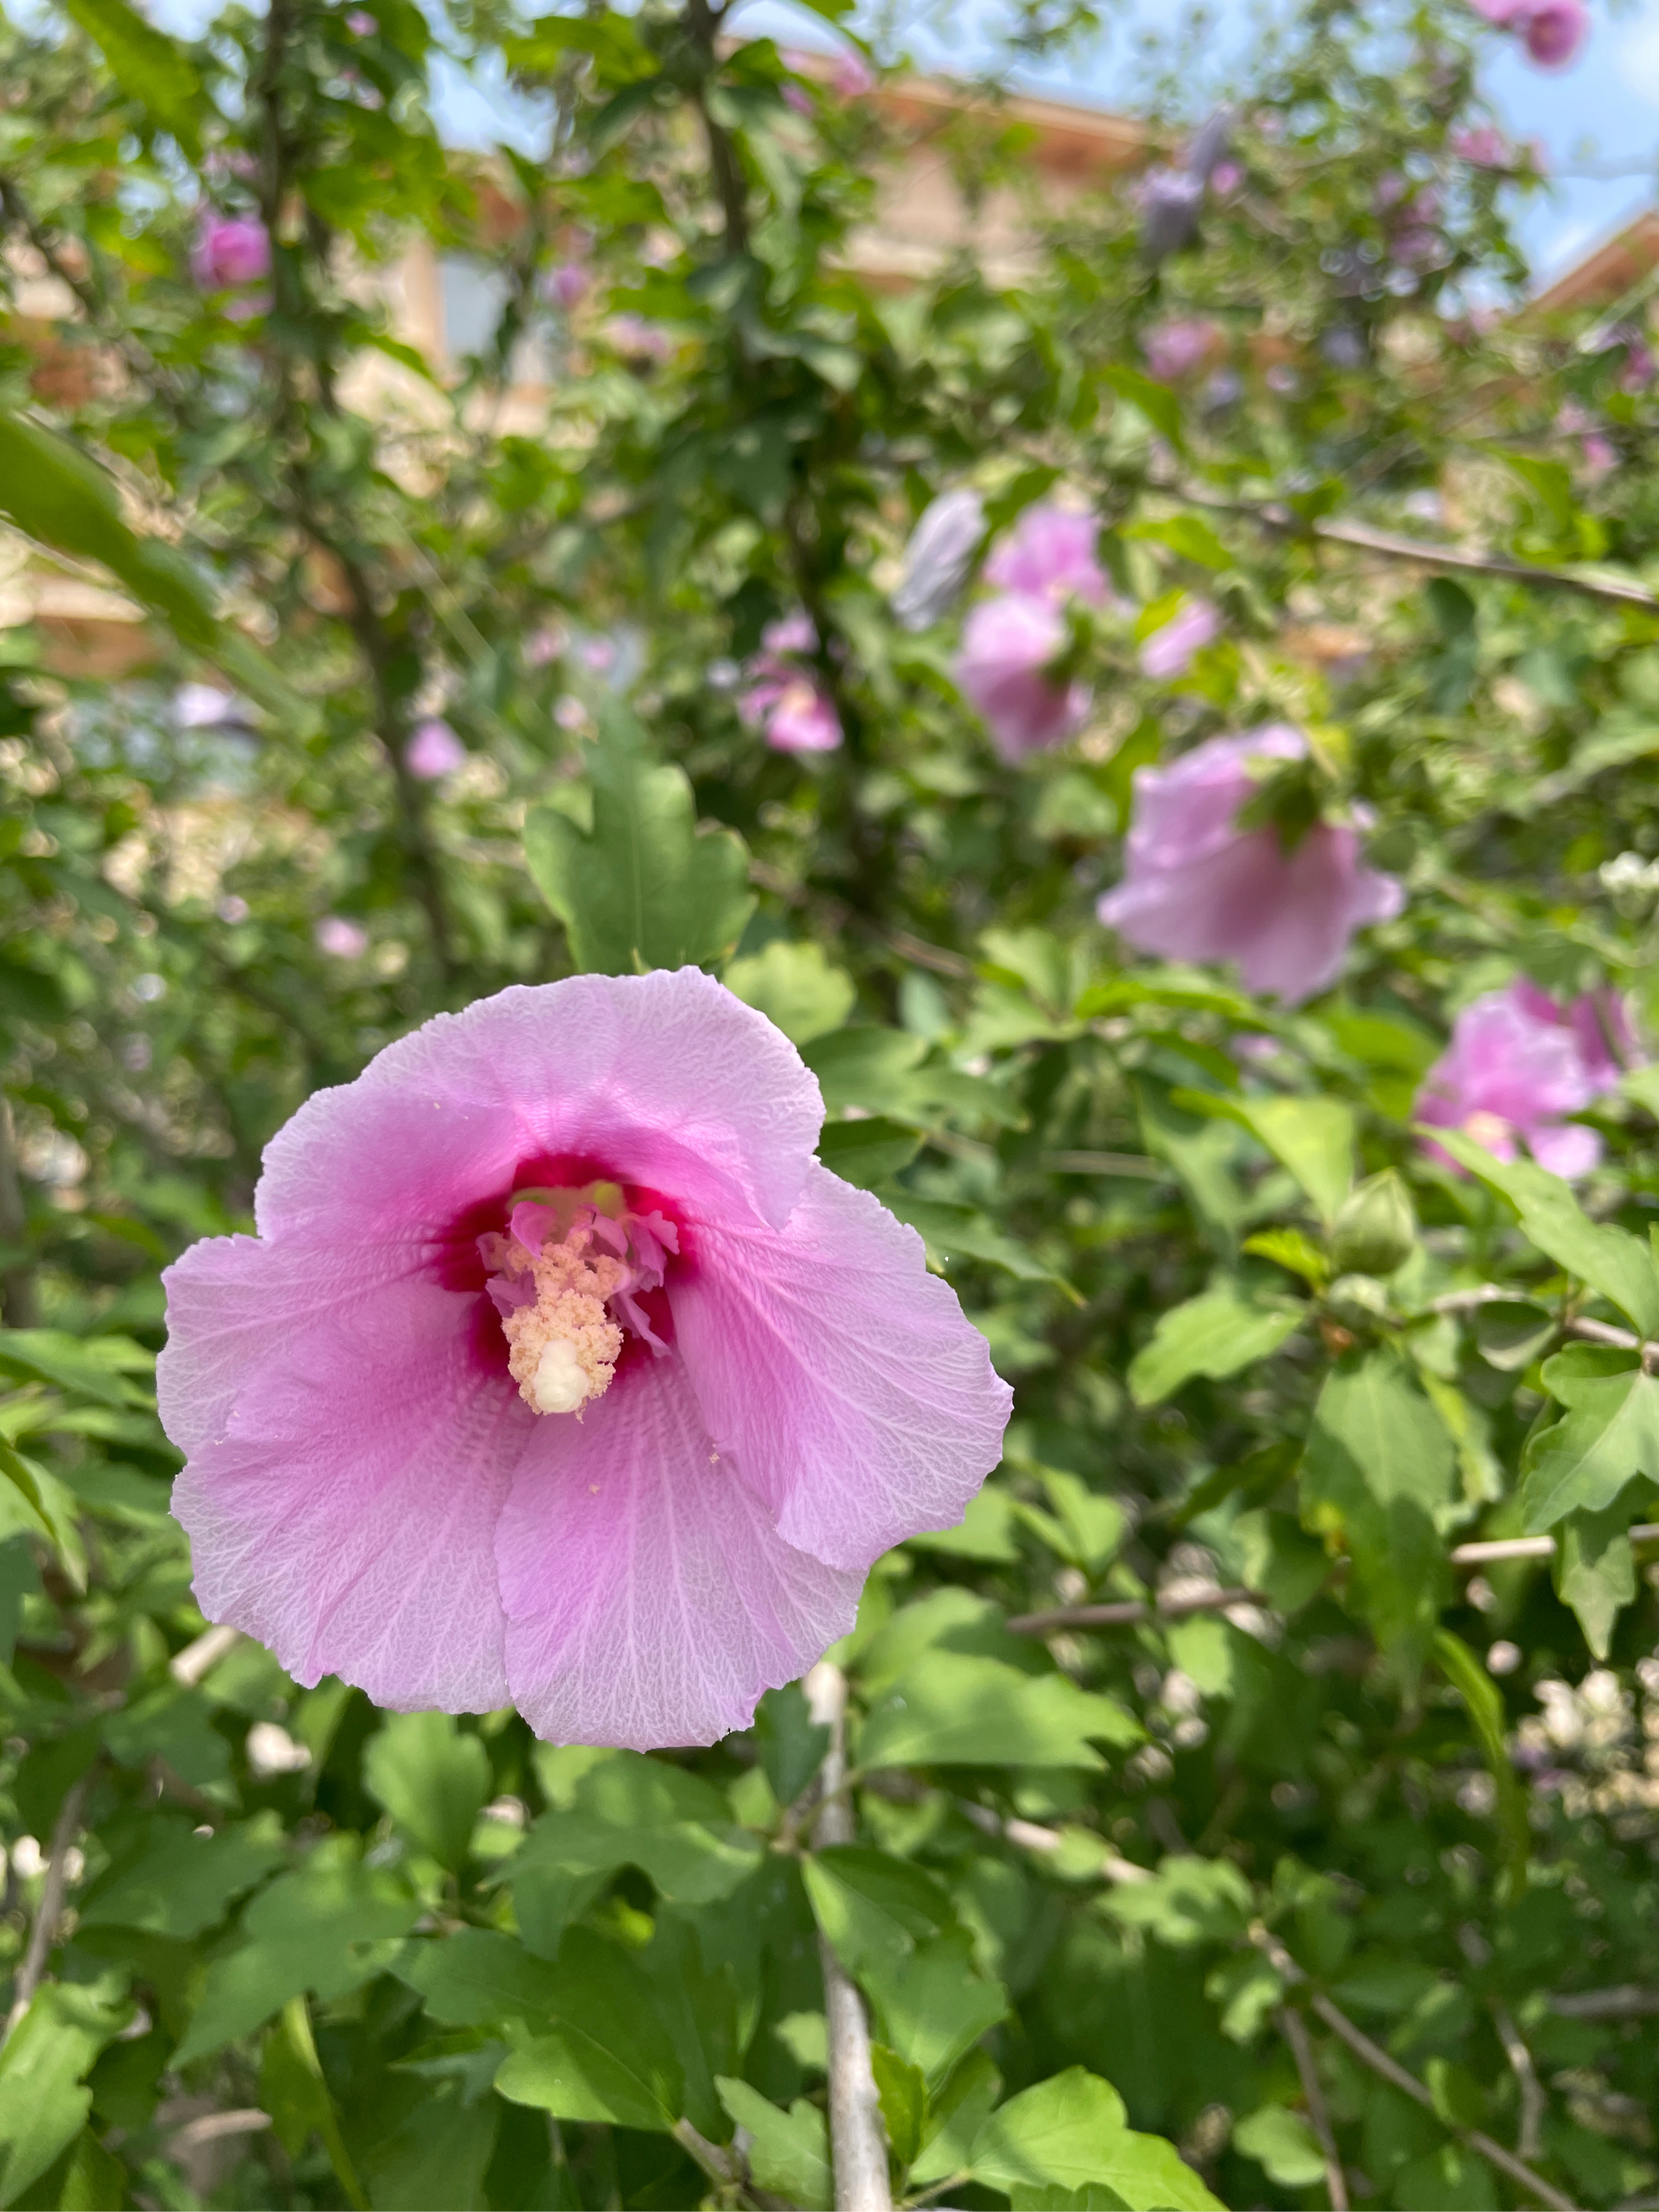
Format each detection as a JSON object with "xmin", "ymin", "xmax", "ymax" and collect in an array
[
  {"xmin": 830, "ymin": 49, "xmax": 875, "ymax": 96},
  {"xmin": 1582, "ymin": 432, "xmax": 1617, "ymax": 477},
  {"xmin": 1416, "ymin": 980, "xmax": 1635, "ymax": 1179},
  {"xmin": 1209, "ymin": 159, "xmax": 1243, "ymax": 196},
  {"xmin": 782, "ymin": 80, "xmax": 815, "ymax": 116},
  {"xmin": 737, "ymin": 615, "xmax": 841, "ymax": 752},
  {"xmin": 956, "ymin": 594, "xmax": 1088, "ymax": 763},
  {"xmin": 1139, "ymin": 168, "xmax": 1206, "ymax": 260},
  {"xmin": 1142, "ymin": 318, "xmax": 1222, "ymax": 383},
  {"xmin": 406, "ymin": 719, "xmax": 467, "ymax": 780},
  {"xmin": 1621, "ymin": 342, "xmax": 1656, "ymax": 393},
  {"xmin": 158, "ymin": 970, "xmax": 1010, "ymax": 1747},
  {"xmin": 761, "ymin": 679, "xmax": 842, "ymax": 753},
  {"xmin": 761, "ymin": 611, "xmax": 818, "ymax": 658},
  {"xmin": 1096, "ymin": 725, "xmax": 1404, "ymax": 1004},
  {"xmin": 1471, "ymin": 0, "xmax": 1588, "ymax": 66},
  {"xmin": 1139, "ymin": 598, "xmax": 1220, "ymax": 680},
  {"xmin": 983, "ymin": 503, "xmax": 1108, "ymax": 607},
  {"xmin": 192, "ymin": 213, "xmax": 270, "ymax": 292},
  {"xmin": 316, "ymin": 916, "xmax": 368, "ymax": 960},
  {"xmin": 892, "ymin": 488, "xmax": 985, "ymax": 631},
  {"xmin": 1452, "ymin": 124, "xmax": 1512, "ymax": 168},
  {"xmin": 544, "ymin": 262, "xmax": 589, "ymax": 311},
  {"xmin": 346, "ymin": 9, "xmax": 377, "ymax": 31}
]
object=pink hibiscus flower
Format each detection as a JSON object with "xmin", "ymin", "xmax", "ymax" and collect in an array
[
  {"xmin": 1096, "ymin": 725, "xmax": 1403, "ymax": 1004},
  {"xmin": 955, "ymin": 593, "xmax": 1089, "ymax": 763},
  {"xmin": 983, "ymin": 503, "xmax": 1109, "ymax": 606},
  {"xmin": 737, "ymin": 614, "xmax": 843, "ymax": 752},
  {"xmin": 158, "ymin": 971, "xmax": 1010, "ymax": 1748},
  {"xmin": 1416, "ymin": 980, "xmax": 1635, "ymax": 1179},
  {"xmin": 405, "ymin": 718, "xmax": 467, "ymax": 780},
  {"xmin": 1139, "ymin": 597, "xmax": 1221, "ymax": 680},
  {"xmin": 1141, "ymin": 317, "xmax": 1222, "ymax": 383},
  {"xmin": 192, "ymin": 213, "xmax": 271, "ymax": 291},
  {"xmin": 1469, "ymin": 0, "xmax": 1588, "ymax": 66}
]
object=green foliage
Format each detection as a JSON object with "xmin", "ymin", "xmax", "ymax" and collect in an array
[{"xmin": 6, "ymin": 0, "xmax": 1659, "ymax": 2202}]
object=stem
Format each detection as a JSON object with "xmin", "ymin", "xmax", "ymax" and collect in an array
[
  {"xmin": 0, "ymin": 1095, "xmax": 37, "ymax": 1329},
  {"xmin": 805, "ymin": 1660, "xmax": 893, "ymax": 2212},
  {"xmin": 170, "ymin": 1621, "xmax": 243, "ymax": 1687},
  {"xmin": 1008, "ymin": 1585, "xmax": 1265, "ymax": 1636},
  {"xmin": 1275, "ymin": 2006, "xmax": 1348, "ymax": 2212},
  {"xmin": 684, "ymin": 0, "xmax": 750, "ymax": 258},
  {"xmin": 3, "ymin": 1766, "xmax": 95, "ymax": 2039},
  {"xmin": 1489, "ymin": 2001, "xmax": 1545, "ymax": 2161},
  {"xmin": 1250, "ymin": 1927, "xmax": 1574, "ymax": 2212}
]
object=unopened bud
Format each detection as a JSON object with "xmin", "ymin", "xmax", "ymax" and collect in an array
[
  {"xmin": 1330, "ymin": 1169, "xmax": 1417, "ymax": 1278},
  {"xmin": 1323, "ymin": 1272, "xmax": 1394, "ymax": 1333}
]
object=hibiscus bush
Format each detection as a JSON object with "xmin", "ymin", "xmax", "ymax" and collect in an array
[{"xmin": 6, "ymin": 0, "xmax": 1659, "ymax": 2204}]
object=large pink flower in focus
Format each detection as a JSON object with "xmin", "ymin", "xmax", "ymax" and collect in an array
[
  {"xmin": 984, "ymin": 503, "xmax": 1108, "ymax": 607},
  {"xmin": 956, "ymin": 593, "xmax": 1089, "ymax": 763},
  {"xmin": 1096, "ymin": 725, "xmax": 1404, "ymax": 1004},
  {"xmin": 158, "ymin": 971, "xmax": 1009, "ymax": 1748},
  {"xmin": 1415, "ymin": 980, "xmax": 1633, "ymax": 1178}
]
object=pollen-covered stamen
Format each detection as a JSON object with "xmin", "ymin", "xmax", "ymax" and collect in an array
[{"xmin": 479, "ymin": 1194, "xmax": 679, "ymax": 1417}]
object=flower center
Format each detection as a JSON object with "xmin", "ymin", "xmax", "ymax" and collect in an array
[
  {"xmin": 1462, "ymin": 1109, "xmax": 1514, "ymax": 1153},
  {"xmin": 478, "ymin": 1189, "xmax": 678, "ymax": 1417}
]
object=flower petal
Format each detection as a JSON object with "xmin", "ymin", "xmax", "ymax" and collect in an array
[
  {"xmin": 670, "ymin": 1164, "xmax": 1013, "ymax": 1573},
  {"xmin": 497, "ymin": 1350, "xmax": 861, "ymax": 1749},
  {"xmin": 255, "ymin": 970, "xmax": 824, "ymax": 1242},
  {"xmin": 167, "ymin": 1235, "xmax": 520, "ymax": 1713}
]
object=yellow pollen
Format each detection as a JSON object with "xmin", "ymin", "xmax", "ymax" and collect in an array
[
  {"xmin": 1462, "ymin": 1109, "xmax": 1512, "ymax": 1153},
  {"xmin": 499, "ymin": 1230, "xmax": 628, "ymax": 1417}
]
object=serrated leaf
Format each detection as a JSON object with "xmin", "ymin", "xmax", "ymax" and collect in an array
[
  {"xmin": 871, "ymin": 2042, "xmax": 926, "ymax": 2167},
  {"xmin": 1554, "ymin": 1502, "xmax": 1638, "ymax": 1660},
  {"xmin": 524, "ymin": 731, "xmax": 752, "ymax": 973},
  {"xmin": 1127, "ymin": 1286, "xmax": 1304, "ymax": 1406},
  {"xmin": 0, "ymin": 1983, "xmax": 132, "ymax": 2207},
  {"xmin": 494, "ymin": 1928, "xmax": 684, "ymax": 2132},
  {"xmin": 397, "ymin": 1928, "xmax": 563, "ymax": 2027},
  {"xmin": 715, "ymin": 2078, "xmax": 832, "ymax": 2210},
  {"xmin": 873, "ymin": 1933, "xmax": 1008, "ymax": 2088},
  {"xmin": 1101, "ymin": 1855, "xmax": 1253, "ymax": 1949},
  {"xmin": 1520, "ymin": 1346, "xmax": 1659, "ymax": 1530},
  {"xmin": 1428, "ymin": 1131, "xmax": 1659, "ymax": 1335},
  {"xmin": 802, "ymin": 1845, "xmax": 954, "ymax": 1981},
  {"xmin": 969, "ymin": 2068, "xmax": 1222, "ymax": 2210},
  {"xmin": 77, "ymin": 1813, "xmax": 284, "ymax": 1938}
]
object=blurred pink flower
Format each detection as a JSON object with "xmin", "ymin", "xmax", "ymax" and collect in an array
[
  {"xmin": 158, "ymin": 970, "xmax": 1010, "ymax": 1747},
  {"xmin": 346, "ymin": 9, "xmax": 377, "ymax": 30},
  {"xmin": 316, "ymin": 916, "xmax": 368, "ymax": 960},
  {"xmin": 527, "ymin": 621, "xmax": 567, "ymax": 668},
  {"xmin": 782, "ymin": 80, "xmax": 815, "ymax": 115},
  {"xmin": 406, "ymin": 719, "xmax": 467, "ymax": 780},
  {"xmin": 1451, "ymin": 124, "xmax": 1511, "ymax": 167},
  {"xmin": 1622, "ymin": 342, "xmax": 1657, "ymax": 392},
  {"xmin": 737, "ymin": 614, "xmax": 841, "ymax": 751},
  {"xmin": 1582, "ymin": 431, "xmax": 1618, "ymax": 477},
  {"xmin": 1470, "ymin": 0, "xmax": 1588, "ymax": 66},
  {"xmin": 761, "ymin": 611, "xmax": 817, "ymax": 657},
  {"xmin": 1140, "ymin": 598, "xmax": 1220, "ymax": 680},
  {"xmin": 1142, "ymin": 318, "xmax": 1221, "ymax": 382},
  {"xmin": 192, "ymin": 213, "xmax": 270, "ymax": 291},
  {"xmin": 956, "ymin": 594, "xmax": 1088, "ymax": 763},
  {"xmin": 1209, "ymin": 159, "xmax": 1243, "ymax": 195},
  {"xmin": 830, "ymin": 49, "xmax": 876, "ymax": 96},
  {"xmin": 544, "ymin": 262, "xmax": 589, "ymax": 310},
  {"xmin": 1416, "ymin": 980, "xmax": 1634, "ymax": 1178},
  {"xmin": 607, "ymin": 314, "xmax": 673, "ymax": 362},
  {"xmin": 984, "ymin": 503, "xmax": 1108, "ymax": 606},
  {"xmin": 761, "ymin": 678, "xmax": 842, "ymax": 753},
  {"xmin": 1097, "ymin": 724, "xmax": 1404, "ymax": 1004}
]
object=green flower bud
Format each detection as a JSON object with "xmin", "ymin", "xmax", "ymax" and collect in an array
[
  {"xmin": 1330, "ymin": 1169, "xmax": 1417, "ymax": 1279},
  {"xmin": 1323, "ymin": 1271, "xmax": 1394, "ymax": 1333}
]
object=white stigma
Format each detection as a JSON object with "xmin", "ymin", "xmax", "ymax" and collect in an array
[
  {"xmin": 529, "ymin": 1338, "xmax": 590, "ymax": 1415},
  {"xmin": 498, "ymin": 1227, "xmax": 627, "ymax": 1418}
]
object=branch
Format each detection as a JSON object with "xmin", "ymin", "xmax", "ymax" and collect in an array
[
  {"xmin": 1249, "ymin": 1927, "xmax": 1574, "ymax": 2212},
  {"xmin": 1489, "ymin": 2001, "xmax": 1545, "ymax": 2161},
  {"xmin": 3, "ymin": 1765, "xmax": 95, "ymax": 2040},
  {"xmin": 804, "ymin": 1660, "xmax": 893, "ymax": 2212},
  {"xmin": 1550, "ymin": 1986, "xmax": 1659, "ymax": 2020},
  {"xmin": 0, "ymin": 1094, "xmax": 37, "ymax": 1330},
  {"xmin": 170, "ymin": 1621, "xmax": 244, "ymax": 1687},
  {"xmin": 1008, "ymin": 1585, "xmax": 1264, "ymax": 1636},
  {"xmin": 1274, "ymin": 2006, "xmax": 1348, "ymax": 2212}
]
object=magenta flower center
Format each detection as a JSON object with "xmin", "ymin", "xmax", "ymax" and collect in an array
[{"xmin": 478, "ymin": 1187, "xmax": 679, "ymax": 1416}]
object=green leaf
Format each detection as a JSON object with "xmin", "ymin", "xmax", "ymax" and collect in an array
[
  {"xmin": 1554, "ymin": 1502, "xmax": 1639, "ymax": 1659},
  {"xmin": 1174, "ymin": 1090, "xmax": 1355, "ymax": 1225},
  {"xmin": 1520, "ymin": 1346, "xmax": 1659, "ymax": 1529},
  {"xmin": 60, "ymin": 0, "xmax": 205, "ymax": 154},
  {"xmin": 816, "ymin": 1116, "xmax": 923, "ymax": 1189},
  {"xmin": 0, "ymin": 1983, "xmax": 131, "ymax": 2208},
  {"xmin": 801, "ymin": 1026, "xmax": 927, "ymax": 1113},
  {"xmin": 0, "ymin": 1445, "xmax": 85, "ymax": 1591},
  {"xmin": 871, "ymin": 2043, "xmax": 926, "ymax": 2168},
  {"xmin": 259, "ymin": 1996, "xmax": 368, "ymax": 2211},
  {"xmin": 1100, "ymin": 364, "xmax": 1186, "ymax": 451},
  {"xmin": 0, "ymin": 411, "xmax": 308, "ymax": 728},
  {"xmin": 362, "ymin": 1711, "xmax": 491, "ymax": 1872},
  {"xmin": 397, "ymin": 1928, "xmax": 563, "ymax": 2027},
  {"xmin": 1432, "ymin": 1631, "xmax": 1530, "ymax": 1896},
  {"xmin": 969, "ymin": 2068, "xmax": 1222, "ymax": 2210},
  {"xmin": 714, "ymin": 2078, "xmax": 833, "ymax": 2210},
  {"xmin": 1031, "ymin": 1468, "xmax": 1126, "ymax": 1574},
  {"xmin": 523, "ymin": 729, "xmax": 754, "ymax": 973},
  {"xmin": 879, "ymin": 1191, "xmax": 1077, "ymax": 1295},
  {"xmin": 1233, "ymin": 2106, "xmax": 1328, "ymax": 2190},
  {"xmin": 1125, "ymin": 513, "xmax": 1233, "ymax": 570},
  {"xmin": 0, "ymin": 1328, "xmax": 150, "ymax": 1407},
  {"xmin": 1469, "ymin": 1297, "xmax": 1557, "ymax": 1372},
  {"xmin": 855, "ymin": 1651, "xmax": 1141, "ymax": 1770},
  {"xmin": 1428, "ymin": 1132, "xmax": 1659, "ymax": 1335},
  {"xmin": 803, "ymin": 1845, "xmax": 954, "ymax": 1981},
  {"xmin": 1101, "ymin": 1855, "xmax": 1253, "ymax": 1950},
  {"xmin": 873, "ymin": 1932, "xmax": 1008, "ymax": 2088},
  {"xmin": 512, "ymin": 1748, "xmax": 763, "ymax": 1909},
  {"xmin": 1127, "ymin": 1286, "xmax": 1303, "ymax": 1407},
  {"xmin": 173, "ymin": 1837, "xmax": 419, "ymax": 2064},
  {"xmin": 725, "ymin": 938, "xmax": 856, "ymax": 1043},
  {"xmin": 494, "ymin": 1927, "xmax": 684, "ymax": 2132},
  {"xmin": 1300, "ymin": 1349, "xmax": 1455, "ymax": 1665},
  {"xmin": 753, "ymin": 1681, "xmax": 830, "ymax": 1809},
  {"xmin": 77, "ymin": 1813, "xmax": 285, "ymax": 1938}
]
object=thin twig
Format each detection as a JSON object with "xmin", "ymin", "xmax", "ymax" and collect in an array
[
  {"xmin": 0, "ymin": 1094, "xmax": 37, "ymax": 1329},
  {"xmin": 1550, "ymin": 1986, "xmax": 1659, "ymax": 2020},
  {"xmin": 1275, "ymin": 2006, "xmax": 1349, "ymax": 2212},
  {"xmin": 953, "ymin": 1796, "xmax": 1152, "ymax": 1884},
  {"xmin": 805, "ymin": 1660, "xmax": 893, "ymax": 2212},
  {"xmin": 1008, "ymin": 1586, "xmax": 1264, "ymax": 1636},
  {"xmin": 1250, "ymin": 1927, "xmax": 1574, "ymax": 2212},
  {"xmin": 1489, "ymin": 2001, "xmax": 1545, "ymax": 2161},
  {"xmin": 170, "ymin": 1621, "xmax": 244, "ymax": 1687},
  {"xmin": 3, "ymin": 1766, "xmax": 95, "ymax": 2039}
]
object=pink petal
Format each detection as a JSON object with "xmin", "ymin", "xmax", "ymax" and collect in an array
[
  {"xmin": 165, "ymin": 1235, "xmax": 518, "ymax": 1712},
  {"xmin": 1527, "ymin": 1121, "xmax": 1602, "ymax": 1178},
  {"xmin": 496, "ymin": 1350, "xmax": 860, "ymax": 1748},
  {"xmin": 255, "ymin": 970, "xmax": 825, "ymax": 1242},
  {"xmin": 670, "ymin": 1164, "xmax": 1012, "ymax": 1573}
]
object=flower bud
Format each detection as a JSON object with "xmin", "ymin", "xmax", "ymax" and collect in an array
[
  {"xmin": 1323, "ymin": 1272, "xmax": 1394, "ymax": 1333},
  {"xmin": 1330, "ymin": 1169, "xmax": 1417, "ymax": 1278}
]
